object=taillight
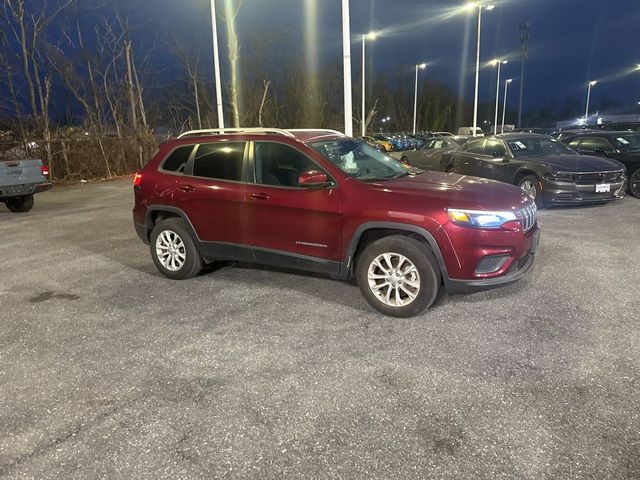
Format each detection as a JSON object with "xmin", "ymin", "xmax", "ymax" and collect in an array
[
  {"xmin": 41, "ymin": 165, "xmax": 49, "ymax": 176},
  {"xmin": 133, "ymin": 172, "xmax": 143, "ymax": 187}
]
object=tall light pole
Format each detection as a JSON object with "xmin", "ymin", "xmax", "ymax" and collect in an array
[
  {"xmin": 341, "ymin": 0, "xmax": 353, "ymax": 137},
  {"xmin": 413, "ymin": 63, "xmax": 427, "ymax": 135},
  {"xmin": 492, "ymin": 59, "xmax": 507, "ymax": 135},
  {"xmin": 468, "ymin": 2, "xmax": 495, "ymax": 137},
  {"xmin": 209, "ymin": 0, "xmax": 224, "ymax": 129},
  {"xmin": 584, "ymin": 80, "xmax": 597, "ymax": 125},
  {"xmin": 361, "ymin": 32, "xmax": 377, "ymax": 137},
  {"xmin": 501, "ymin": 78, "xmax": 513, "ymax": 133}
]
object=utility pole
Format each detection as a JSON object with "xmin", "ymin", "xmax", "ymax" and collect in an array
[
  {"xmin": 517, "ymin": 22, "xmax": 531, "ymax": 128},
  {"xmin": 341, "ymin": 0, "xmax": 353, "ymax": 137}
]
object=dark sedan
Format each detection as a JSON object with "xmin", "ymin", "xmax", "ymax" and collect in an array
[
  {"xmin": 391, "ymin": 136, "xmax": 472, "ymax": 171},
  {"xmin": 562, "ymin": 131, "xmax": 640, "ymax": 198},
  {"xmin": 441, "ymin": 133, "xmax": 626, "ymax": 207}
]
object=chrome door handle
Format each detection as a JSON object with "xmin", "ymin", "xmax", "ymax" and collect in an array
[{"xmin": 250, "ymin": 192, "xmax": 270, "ymax": 200}]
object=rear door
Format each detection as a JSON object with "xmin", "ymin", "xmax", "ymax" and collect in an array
[
  {"xmin": 452, "ymin": 139, "xmax": 485, "ymax": 174},
  {"xmin": 474, "ymin": 138, "xmax": 516, "ymax": 183},
  {"xmin": 172, "ymin": 141, "xmax": 251, "ymax": 252},
  {"xmin": 245, "ymin": 141, "xmax": 343, "ymax": 270}
]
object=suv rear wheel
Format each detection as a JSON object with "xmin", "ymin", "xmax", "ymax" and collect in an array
[
  {"xmin": 150, "ymin": 218, "xmax": 202, "ymax": 279},
  {"xmin": 356, "ymin": 235, "xmax": 439, "ymax": 318}
]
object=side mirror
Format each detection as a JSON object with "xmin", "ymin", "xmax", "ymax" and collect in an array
[{"xmin": 298, "ymin": 170, "xmax": 331, "ymax": 188}]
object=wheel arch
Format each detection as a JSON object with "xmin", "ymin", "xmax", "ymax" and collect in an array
[
  {"xmin": 144, "ymin": 206, "xmax": 201, "ymax": 243},
  {"xmin": 345, "ymin": 222, "xmax": 450, "ymax": 285},
  {"xmin": 514, "ymin": 168, "xmax": 541, "ymax": 185}
]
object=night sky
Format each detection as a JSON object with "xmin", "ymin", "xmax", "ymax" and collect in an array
[{"xmin": 116, "ymin": 0, "xmax": 640, "ymax": 115}]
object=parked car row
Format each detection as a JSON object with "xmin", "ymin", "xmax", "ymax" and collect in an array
[
  {"xmin": 395, "ymin": 131, "xmax": 638, "ymax": 206},
  {"xmin": 362, "ymin": 131, "xmax": 457, "ymax": 153}
]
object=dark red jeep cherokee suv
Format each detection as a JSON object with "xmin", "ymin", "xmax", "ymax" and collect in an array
[{"xmin": 133, "ymin": 128, "xmax": 539, "ymax": 317}]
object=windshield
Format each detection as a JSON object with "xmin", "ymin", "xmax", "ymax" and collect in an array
[
  {"xmin": 612, "ymin": 134, "xmax": 640, "ymax": 152},
  {"xmin": 310, "ymin": 139, "xmax": 411, "ymax": 181},
  {"xmin": 507, "ymin": 137, "xmax": 577, "ymax": 158}
]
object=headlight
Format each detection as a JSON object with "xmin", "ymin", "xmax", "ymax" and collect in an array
[
  {"xmin": 543, "ymin": 171, "xmax": 573, "ymax": 181},
  {"xmin": 447, "ymin": 208, "xmax": 518, "ymax": 228}
]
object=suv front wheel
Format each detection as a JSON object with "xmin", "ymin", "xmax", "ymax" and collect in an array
[
  {"xmin": 356, "ymin": 235, "xmax": 440, "ymax": 318},
  {"xmin": 149, "ymin": 218, "xmax": 203, "ymax": 279}
]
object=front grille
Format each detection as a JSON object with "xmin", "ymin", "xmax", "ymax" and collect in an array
[
  {"xmin": 517, "ymin": 202, "xmax": 537, "ymax": 232},
  {"xmin": 563, "ymin": 170, "xmax": 625, "ymax": 184}
]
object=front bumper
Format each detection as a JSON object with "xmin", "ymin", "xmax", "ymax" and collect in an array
[
  {"xmin": 542, "ymin": 178, "xmax": 625, "ymax": 205},
  {"xmin": 443, "ymin": 226, "xmax": 540, "ymax": 294}
]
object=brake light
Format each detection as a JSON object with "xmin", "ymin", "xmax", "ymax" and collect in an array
[
  {"xmin": 41, "ymin": 165, "xmax": 49, "ymax": 176},
  {"xmin": 133, "ymin": 172, "xmax": 143, "ymax": 187}
]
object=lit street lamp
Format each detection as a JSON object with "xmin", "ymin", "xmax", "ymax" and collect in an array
[
  {"xmin": 501, "ymin": 78, "xmax": 513, "ymax": 133},
  {"xmin": 413, "ymin": 63, "xmax": 427, "ymax": 135},
  {"xmin": 209, "ymin": 0, "xmax": 224, "ymax": 129},
  {"xmin": 584, "ymin": 80, "xmax": 597, "ymax": 125},
  {"xmin": 492, "ymin": 59, "xmax": 507, "ymax": 135},
  {"xmin": 361, "ymin": 32, "xmax": 377, "ymax": 137},
  {"xmin": 467, "ymin": 2, "xmax": 495, "ymax": 136},
  {"xmin": 341, "ymin": 0, "xmax": 353, "ymax": 136}
]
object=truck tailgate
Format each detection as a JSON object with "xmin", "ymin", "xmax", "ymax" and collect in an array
[{"xmin": 0, "ymin": 159, "xmax": 45, "ymax": 187}]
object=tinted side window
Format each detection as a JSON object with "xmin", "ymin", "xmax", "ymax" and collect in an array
[
  {"xmin": 484, "ymin": 139, "xmax": 507, "ymax": 157},
  {"xmin": 254, "ymin": 142, "xmax": 324, "ymax": 187},
  {"xmin": 463, "ymin": 139, "xmax": 486, "ymax": 154},
  {"xmin": 578, "ymin": 137, "xmax": 614, "ymax": 153},
  {"xmin": 567, "ymin": 138, "xmax": 581, "ymax": 149},
  {"xmin": 192, "ymin": 142, "xmax": 245, "ymax": 181},
  {"xmin": 161, "ymin": 145, "xmax": 193, "ymax": 172}
]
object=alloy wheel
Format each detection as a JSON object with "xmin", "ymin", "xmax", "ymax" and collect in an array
[
  {"xmin": 155, "ymin": 229, "xmax": 187, "ymax": 271},
  {"xmin": 367, "ymin": 252, "xmax": 421, "ymax": 307}
]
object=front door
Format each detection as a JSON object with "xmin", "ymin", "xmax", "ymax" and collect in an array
[{"xmin": 245, "ymin": 141, "xmax": 343, "ymax": 273}]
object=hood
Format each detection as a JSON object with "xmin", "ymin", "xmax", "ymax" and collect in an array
[
  {"xmin": 370, "ymin": 171, "xmax": 529, "ymax": 211},
  {"xmin": 522, "ymin": 154, "xmax": 624, "ymax": 172}
]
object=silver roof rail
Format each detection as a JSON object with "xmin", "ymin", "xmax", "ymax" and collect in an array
[
  {"xmin": 177, "ymin": 128, "xmax": 296, "ymax": 139},
  {"xmin": 286, "ymin": 129, "xmax": 345, "ymax": 136}
]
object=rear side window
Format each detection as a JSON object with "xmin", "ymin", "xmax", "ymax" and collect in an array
[
  {"xmin": 192, "ymin": 142, "xmax": 245, "ymax": 181},
  {"xmin": 161, "ymin": 145, "xmax": 193, "ymax": 172}
]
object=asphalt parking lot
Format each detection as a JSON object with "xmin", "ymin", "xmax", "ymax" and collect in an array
[{"xmin": 1, "ymin": 178, "xmax": 639, "ymax": 479}]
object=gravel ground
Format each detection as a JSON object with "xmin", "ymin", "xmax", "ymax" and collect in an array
[{"xmin": 0, "ymin": 179, "xmax": 638, "ymax": 479}]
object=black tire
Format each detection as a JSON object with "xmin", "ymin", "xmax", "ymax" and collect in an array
[
  {"xmin": 517, "ymin": 174, "xmax": 543, "ymax": 207},
  {"xmin": 149, "ymin": 218, "xmax": 202, "ymax": 279},
  {"xmin": 628, "ymin": 168, "xmax": 640, "ymax": 198},
  {"xmin": 356, "ymin": 235, "xmax": 440, "ymax": 318},
  {"xmin": 401, "ymin": 156, "xmax": 409, "ymax": 164},
  {"xmin": 5, "ymin": 195, "xmax": 34, "ymax": 213}
]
